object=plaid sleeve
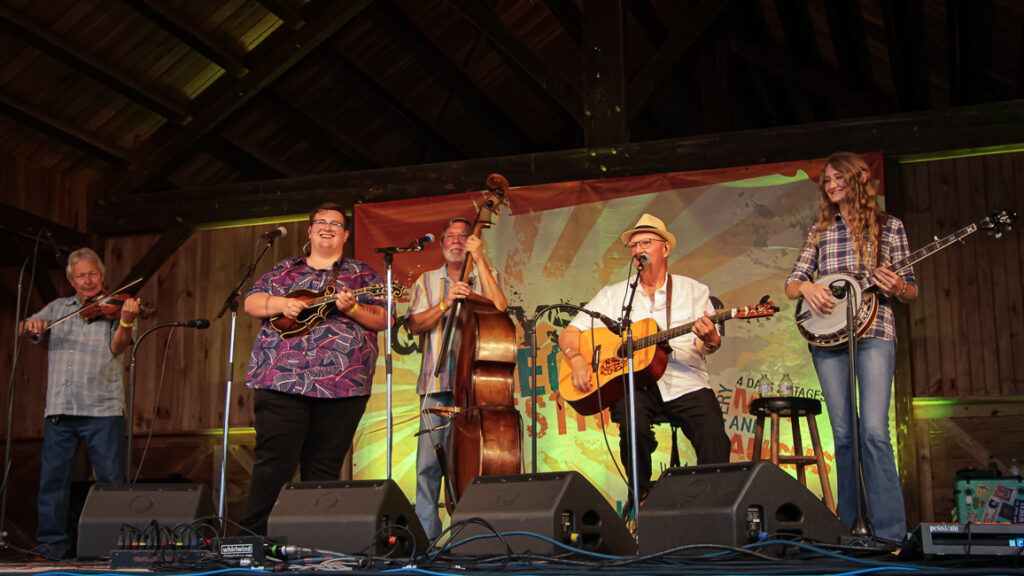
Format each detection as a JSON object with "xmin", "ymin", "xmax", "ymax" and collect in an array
[
  {"xmin": 787, "ymin": 226, "xmax": 820, "ymax": 286},
  {"xmin": 886, "ymin": 217, "xmax": 917, "ymax": 286}
]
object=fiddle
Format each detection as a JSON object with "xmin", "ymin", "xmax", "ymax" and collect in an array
[{"xmin": 25, "ymin": 277, "xmax": 149, "ymax": 343}]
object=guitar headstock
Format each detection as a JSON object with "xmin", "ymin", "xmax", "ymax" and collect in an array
[
  {"xmin": 390, "ymin": 281, "xmax": 405, "ymax": 298},
  {"xmin": 979, "ymin": 210, "xmax": 1017, "ymax": 239},
  {"xmin": 734, "ymin": 301, "xmax": 780, "ymax": 320}
]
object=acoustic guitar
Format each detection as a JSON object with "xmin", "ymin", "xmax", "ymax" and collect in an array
[
  {"xmin": 558, "ymin": 300, "xmax": 778, "ymax": 415},
  {"xmin": 270, "ymin": 282, "xmax": 404, "ymax": 339},
  {"xmin": 794, "ymin": 210, "xmax": 1016, "ymax": 348}
]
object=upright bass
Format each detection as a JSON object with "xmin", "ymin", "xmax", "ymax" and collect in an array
[{"xmin": 434, "ymin": 174, "xmax": 522, "ymax": 509}]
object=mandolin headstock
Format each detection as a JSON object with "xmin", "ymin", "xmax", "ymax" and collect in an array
[{"xmin": 979, "ymin": 209, "xmax": 1017, "ymax": 239}]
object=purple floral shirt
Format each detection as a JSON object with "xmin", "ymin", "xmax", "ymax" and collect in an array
[{"xmin": 245, "ymin": 256, "xmax": 389, "ymax": 398}]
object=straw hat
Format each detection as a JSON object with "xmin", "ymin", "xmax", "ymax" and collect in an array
[{"xmin": 620, "ymin": 213, "xmax": 677, "ymax": 250}]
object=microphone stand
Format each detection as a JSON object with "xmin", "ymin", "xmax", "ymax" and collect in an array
[
  {"xmin": 522, "ymin": 304, "xmax": 619, "ymax": 474},
  {"xmin": 829, "ymin": 279, "xmax": 874, "ymax": 537},
  {"xmin": 374, "ymin": 239, "xmax": 427, "ymax": 479},
  {"xmin": 126, "ymin": 322, "xmax": 186, "ymax": 481},
  {"xmin": 212, "ymin": 235, "xmax": 276, "ymax": 530},
  {"xmin": 620, "ymin": 263, "xmax": 644, "ymax": 535}
]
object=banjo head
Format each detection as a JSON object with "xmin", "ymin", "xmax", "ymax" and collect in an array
[{"xmin": 795, "ymin": 272, "xmax": 874, "ymax": 348}]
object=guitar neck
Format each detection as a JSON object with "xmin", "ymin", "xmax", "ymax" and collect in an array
[
  {"xmin": 633, "ymin": 309, "xmax": 736, "ymax": 350},
  {"xmin": 305, "ymin": 285, "xmax": 377, "ymax": 308}
]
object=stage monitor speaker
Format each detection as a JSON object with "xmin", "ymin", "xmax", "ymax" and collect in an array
[
  {"xmin": 638, "ymin": 461, "xmax": 846, "ymax": 555},
  {"xmin": 266, "ymin": 478, "xmax": 426, "ymax": 556},
  {"xmin": 450, "ymin": 471, "xmax": 636, "ymax": 556},
  {"xmin": 76, "ymin": 483, "xmax": 215, "ymax": 559}
]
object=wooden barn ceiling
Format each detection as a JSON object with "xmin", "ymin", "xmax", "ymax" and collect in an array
[{"xmin": 1, "ymin": 0, "xmax": 1023, "ymax": 237}]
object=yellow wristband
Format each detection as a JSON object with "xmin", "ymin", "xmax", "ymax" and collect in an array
[
  {"xmin": 898, "ymin": 281, "xmax": 908, "ymax": 297},
  {"xmin": 439, "ymin": 300, "xmax": 447, "ymax": 313},
  {"xmin": 119, "ymin": 319, "xmax": 134, "ymax": 329},
  {"xmin": 347, "ymin": 301, "xmax": 359, "ymax": 314}
]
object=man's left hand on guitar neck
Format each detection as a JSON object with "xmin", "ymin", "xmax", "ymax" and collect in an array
[{"xmin": 693, "ymin": 312, "xmax": 721, "ymax": 354}]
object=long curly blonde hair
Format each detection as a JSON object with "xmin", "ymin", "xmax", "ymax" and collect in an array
[{"xmin": 808, "ymin": 151, "xmax": 881, "ymax": 268}]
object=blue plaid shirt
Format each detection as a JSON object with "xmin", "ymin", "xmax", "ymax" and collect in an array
[
  {"xmin": 787, "ymin": 213, "xmax": 916, "ymax": 341},
  {"xmin": 29, "ymin": 296, "xmax": 124, "ymax": 417}
]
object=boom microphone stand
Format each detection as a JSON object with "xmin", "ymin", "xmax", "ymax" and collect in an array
[
  {"xmin": 828, "ymin": 278, "xmax": 874, "ymax": 537},
  {"xmin": 212, "ymin": 232, "xmax": 279, "ymax": 528},
  {"xmin": 126, "ymin": 319, "xmax": 210, "ymax": 481},
  {"xmin": 521, "ymin": 304, "xmax": 619, "ymax": 473},
  {"xmin": 375, "ymin": 234, "xmax": 433, "ymax": 479},
  {"xmin": 620, "ymin": 255, "xmax": 647, "ymax": 534}
]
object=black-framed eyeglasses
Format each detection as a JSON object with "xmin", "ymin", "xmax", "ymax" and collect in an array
[{"xmin": 312, "ymin": 219, "xmax": 345, "ymax": 229}]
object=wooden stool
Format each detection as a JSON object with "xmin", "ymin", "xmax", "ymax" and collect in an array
[{"xmin": 749, "ymin": 396, "xmax": 836, "ymax": 514}]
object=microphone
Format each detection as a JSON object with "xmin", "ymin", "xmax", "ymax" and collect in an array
[
  {"xmin": 45, "ymin": 230, "xmax": 68, "ymax": 269},
  {"xmin": 409, "ymin": 233, "xmax": 435, "ymax": 250},
  {"xmin": 176, "ymin": 319, "xmax": 210, "ymax": 329},
  {"xmin": 261, "ymin": 226, "xmax": 288, "ymax": 240},
  {"xmin": 587, "ymin": 311, "xmax": 621, "ymax": 334},
  {"xmin": 635, "ymin": 253, "xmax": 649, "ymax": 270}
]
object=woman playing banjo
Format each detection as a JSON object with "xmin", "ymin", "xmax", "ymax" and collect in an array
[{"xmin": 785, "ymin": 151, "xmax": 917, "ymax": 542}]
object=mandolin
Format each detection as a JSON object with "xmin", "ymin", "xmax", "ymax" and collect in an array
[
  {"xmin": 270, "ymin": 281, "xmax": 404, "ymax": 339},
  {"xmin": 558, "ymin": 300, "xmax": 778, "ymax": 415}
]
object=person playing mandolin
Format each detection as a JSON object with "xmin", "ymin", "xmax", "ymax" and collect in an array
[
  {"xmin": 784, "ymin": 152, "xmax": 917, "ymax": 542},
  {"xmin": 558, "ymin": 214, "xmax": 730, "ymax": 514},
  {"xmin": 240, "ymin": 202, "xmax": 393, "ymax": 536},
  {"xmin": 19, "ymin": 247, "xmax": 140, "ymax": 559},
  {"xmin": 407, "ymin": 217, "xmax": 508, "ymax": 541}
]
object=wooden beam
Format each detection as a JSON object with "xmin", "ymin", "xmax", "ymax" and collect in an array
[
  {"xmin": 626, "ymin": 0, "xmax": 668, "ymax": 48},
  {"xmin": 89, "ymin": 99, "xmax": 1024, "ymax": 235},
  {"xmin": 0, "ymin": 89, "xmax": 133, "ymax": 165},
  {"xmin": 821, "ymin": 0, "xmax": 872, "ymax": 90},
  {"xmin": 0, "ymin": 4, "xmax": 191, "ymax": 125},
  {"xmin": 105, "ymin": 0, "xmax": 375, "ymax": 199},
  {"xmin": 582, "ymin": 0, "xmax": 626, "ymax": 146},
  {"xmin": 114, "ymin": 223, "xmax": 197, "ymax": 299},
  {"xmin": 209, "ymin": 135, "xmax": 292, "ymax": 180},
  {"xmin": 446, "ymin": 0, "xmax": 583, "ymax": 124},
  {"xmin": 0, "ymin": 203, "xmax": 93, "ymax": 300},
  {"xmin": 627, "ymin": 0, "xmax": 729, "ymax": 121},
  {"xmin": 881, "ymin": 0, "xmax": 931, "ymax": 110},
  {"xmin": 543, "ymin": 0, "xmax": 582, "ymax": 46},
  {"xmin": 121, "ymin": 0, "xmax": 248, "ymax": 78},
  {"xmin": 254, "ymin": 0, "xmax": 306, "ymax": 30},
  {"xmin": 932, "ymin": 418, "xmax": 1007, "ymax": 472},
  {"xmin": 731, "ymin": 38, "xmax": 893, "ymax": 116},
  {"xmin": 267, "ymin": 91, "xmax": 382, "ymax": 170},
  {"xmin": 771, "ymin": 0, "xmax": 820, "ymax": 65}
]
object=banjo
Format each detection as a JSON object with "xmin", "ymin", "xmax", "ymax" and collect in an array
[{"xmin": 795, "ymin": 210, "xmax": 1016, "ymax": 348}]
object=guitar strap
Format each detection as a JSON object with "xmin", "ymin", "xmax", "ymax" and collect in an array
[{"xmin": 665, "ymin": 274, "xmax": 672, "ymax": 329}]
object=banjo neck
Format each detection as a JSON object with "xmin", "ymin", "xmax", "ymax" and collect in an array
[{"xmin": 861, "ymin": 221, "xmax": 980, "ymax": 292}]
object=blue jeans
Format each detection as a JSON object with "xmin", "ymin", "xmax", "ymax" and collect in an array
[
  {"xmin": 37, "ymin": 415, "xmax": 125, "ymax": 558},
  {"xmin": 811, "ymin": 338, "xmax": 907, "ymax": 541},
  {"xmin": 415, "ymin": 392, "xmax": 453, "ymax": 541}
]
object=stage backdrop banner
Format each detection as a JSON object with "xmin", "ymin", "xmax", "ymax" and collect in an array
[{"xmin": 350, "ymin": 154, "xmax": 892, "ymax": 519}]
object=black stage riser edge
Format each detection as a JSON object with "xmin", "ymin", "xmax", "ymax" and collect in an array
[
  {"xmin": 267, "ymin": 478, "xmax": 427, "ymax": 556},
  {"xmin": 639, "ymin": 461, "xmax": 847, "ymax": 555},
  {"xmin": 450, "ymin": 471, "xmax": 637, "ymax": 556},
  {"xmin": 77, "ymin": 483, "xmax": 215, "ymax": 559}
]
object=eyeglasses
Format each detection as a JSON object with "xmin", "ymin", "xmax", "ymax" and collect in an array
[
  {"xmin": 73, "ymin": 271, "xmax": 100, "ymax": 282},
  {"xmin": 312, "ymin": 219, "xmax": 345, "ymax": 229},
  {"xmin": 624, "ymin": 238, "xmax": 666, "ymax": 250}
]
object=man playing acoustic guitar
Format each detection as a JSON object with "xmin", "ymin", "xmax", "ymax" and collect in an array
[{"xmin": 558, "ymin": 214, "xmax": 730, "ymax": 509}]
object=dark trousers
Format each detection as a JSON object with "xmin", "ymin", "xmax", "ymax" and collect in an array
[
  {"xmin": 611, "ymin": 386, "xmax": 730, "ymax": 496},
  {"xmin": 241, "ymin": 389, "xmax": 369, "ymax": 535}
]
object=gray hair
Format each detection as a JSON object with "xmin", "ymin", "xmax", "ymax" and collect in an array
[{"xmin": 66, "ymin": 248, "xmax": 105, "ymax": 280}]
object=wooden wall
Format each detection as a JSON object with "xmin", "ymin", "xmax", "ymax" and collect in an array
[{"xmin": 897, "ymin": 150, "xmax": 1024, "ymax": 526}]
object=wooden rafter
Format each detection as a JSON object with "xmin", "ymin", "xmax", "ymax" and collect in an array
[
  {"xmin": 821, "ymin": 0, "xmax": 873, "ymax": 90},
  {"xmin": 255, "ymin": 0, "xmax": 306, "ymax": 31},
  {"xmin": 446, "ymin": 0, "xmax": 583, "ymax": 125},
  {"xmin": 582, "ymin": 0, "xmax": 626, "ymax": 146},
  {"xmin": 627, "ymin": 0, "xmax": 729, "ymax": 120},
  {"xmin": 105, "ymin": 0, "xmax": 377, "ymax": 200},
  {"xmin": 627, "ymin": 0, "xmax": 669, "ymax": 48},
  {"xmin": 542, "ymin": 0, "xmax": 582, "ymax": 46},
  {"xmin": 0, "ymin": 89, "xmax": 134, "ymax": 165},
  {"xmin": 89, "ymin": 99, "xmax": 1024, "ymax": 235},
  {"xmin": 731, "ymin": 38, "xmax": 893, "ymax": 116},
  {"xmin": 209, "ymin": 135, "xmax": 292, "ymax": 180},
  {"xmin": 772, "ymin": 0, "xmax": 820, "ymax": 65},
  {"xmin": 881, "ymin": 0, "xmax": 931, "ymax": 110},
  {"xmin": 121, "ymin": 0, "xmax": 248, "ymax": 79},
  {"xmin": 266, "ymin": 91, "xmax": 382, "ymax": 170},
  {"xmin": 113, "ymin": 223, "xmax": 197, "ymax": 300},
  {"xmin": 0, "ymin": 3, "xmax": 191, "ymax": 125}
]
